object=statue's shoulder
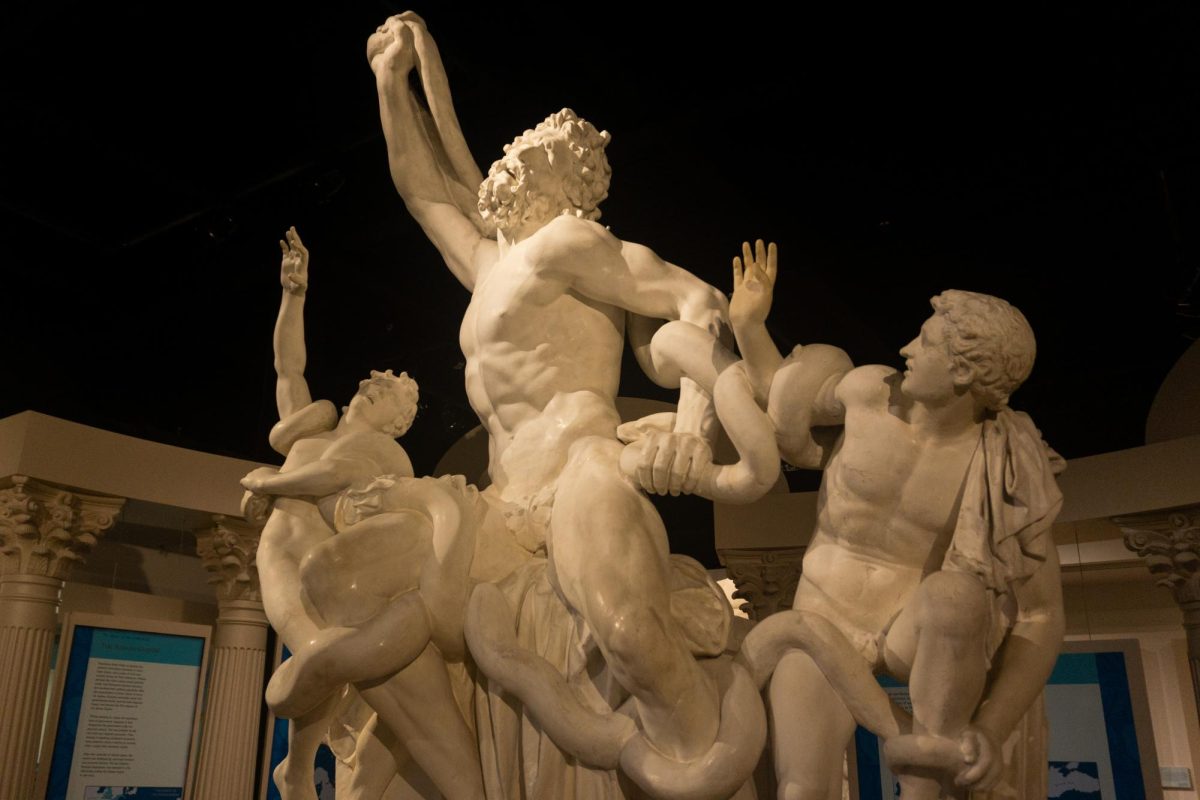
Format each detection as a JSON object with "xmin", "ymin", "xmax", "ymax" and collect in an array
[
  {"xmin": 532, "ymin": 215, "xmax": 619, "ymax": 262},
  {"xmin": 836, "ymin": 364, "xmax": 898, "ymax": 409}
]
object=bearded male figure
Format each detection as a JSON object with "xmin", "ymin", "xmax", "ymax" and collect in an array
[{"xmin": 367, "ymin": 12, "xmax": 764, "ymax": 799}]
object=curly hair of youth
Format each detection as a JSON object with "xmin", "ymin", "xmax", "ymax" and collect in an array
[
  {"xmin": 929, "ymin": 290, "xmax": 1036, "ymax": 410},
  {"xmin": 373, "ymin": 369, "xmax": 420, "ymax": 437}
]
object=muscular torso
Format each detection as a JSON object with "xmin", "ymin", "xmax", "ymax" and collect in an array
[
  {"xmin": 264, "ymin": 434, "xmax": 341, "ymax": 552},
  {"xmin": 797, "ymin": 367, "xmax": 981, "ymax": 635},
  {"xmin": 261, "ymin": 428, "xmax": 414, "ymax": 565},
  {"xmin": 460, "ymin": 227, "xmax": 624, "ymax": 501}
]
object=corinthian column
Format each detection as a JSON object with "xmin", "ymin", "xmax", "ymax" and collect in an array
[
  {"xmin": 1119, "ymin": 505, "xmax": 1200, "ymax": 717},
  {"xmin": 0, "ymin": 475, "xmax": 123, "ymax": 800},
  {"xmin": 192, "ymin": 515, "xmax": 267, "ymax": 800}
]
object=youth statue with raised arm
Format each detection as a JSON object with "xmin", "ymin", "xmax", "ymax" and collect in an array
[
  {"xmin": 245, "ymin": 228, "xmax": 485, "ymax": 800},
  {"xmin": 642, "ymin": 241, "xmax": 1067, "ymax": 800}
]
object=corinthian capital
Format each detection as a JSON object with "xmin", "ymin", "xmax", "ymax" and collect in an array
[
  {"xmin": 1118, "ymin": 505, "xmax": 1200, "ymax": 603},
  {"xmin": 718, "ymin": 546, "xmax": 806, "ymax": 621},
  {"xmin": 0, "ymin": 476, "xmax": 124, "ymax": 579},
  {"xmin": 196, "ymin": 515, "xmax": 263, "ymax": 604}
]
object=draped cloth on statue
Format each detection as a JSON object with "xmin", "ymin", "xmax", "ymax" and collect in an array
[
  {"xmin": 942, "ymin": 408, "xmax": 1065, "ymax": 594},
  {"xmin": 940, "ymin": 407, "xmax": 1065, "ymax": 662},
  {"xmin": 475, "ymin": 560, "xmax": 622, "ymax": 799},
  {"xmin": 474, "ymin": 558, "xmax": 732, "ymax": 799}
]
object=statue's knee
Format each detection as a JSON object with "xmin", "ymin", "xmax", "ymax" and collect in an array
[
  {"xmin": 914, "ymin": 571, "xmax": 989, "ymax": 637},
  {"xmin": 590, "ymin": 603, "xmax": 668, "ymax": 685}
]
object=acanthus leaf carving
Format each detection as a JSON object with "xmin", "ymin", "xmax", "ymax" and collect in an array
[
  {"xmin": 1119, "ymin": 505, "xmax": 1200, "ymax": 603},
  {"xmin": 196, "ymin": 515, "xmax": 263, "ymax": 604},
  {"xmin": 0, "ymin": 476, "xmax": 124, "ymax": 579},
  {"xmin": 718, "ymin": 546, "xmax": 805, "ymax": 621}
]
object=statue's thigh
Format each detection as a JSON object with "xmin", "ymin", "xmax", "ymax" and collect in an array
[
  {"xmin": 881, "ymin": 602, "xmax": 918, "ymax": 683},
  {"xmin": 769, "ymin": 650, "xmax": 856, "ymax": 796},
  {"xmin": 549, "ymin": 437, "xmax": 671, "ymax": 614},
  {"xmin": 258, "ymin": 518, "xmax": 330, "ymax": 643},
  {"xmin": 300, "ymin": 510, "xmax": 431, "ymax": 626}
]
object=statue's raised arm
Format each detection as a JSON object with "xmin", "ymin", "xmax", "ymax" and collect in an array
[
  {"xmin": 368, "ymin": 13, "xmax": 496, "ymax": 289},
  {"xmin": 272, "ymin": 227, "xmax": 314, "ymax": 422}
]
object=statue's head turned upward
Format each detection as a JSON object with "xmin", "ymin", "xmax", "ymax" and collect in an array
[
  {"xmin": 344, "ymin": 369, "xmax": 420, "ymax": 437},
  {"xmin": 479, "ymin": 108, "xmax": 611, "ymax": 235}
]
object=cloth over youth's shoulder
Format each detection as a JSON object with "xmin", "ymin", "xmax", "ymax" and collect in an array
[{"xmin": 943, "ymin": 409, "xmax": 1066, "ymax": 594}]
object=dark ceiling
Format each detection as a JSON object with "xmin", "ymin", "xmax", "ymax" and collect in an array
[{"xmin": 4, "ymin": 2, "xmax": 1198, "ymax": 484}]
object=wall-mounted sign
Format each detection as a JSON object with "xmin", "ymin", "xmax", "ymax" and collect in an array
[
  {"xmin": 37, "ymin": 614, "xmax": 210, "ymax": 800},
  {"xmin": 852, "ymin": 639, "xmax": 1163, "ymax": 800}
]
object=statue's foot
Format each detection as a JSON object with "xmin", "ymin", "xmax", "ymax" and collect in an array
[
  {"xmin": 618, "ymin": 659, "xmax": 766, "ymax": 800},
  {"xmin": 273, "ymin": 753, "xmax": 319, "ymax": 800},
  {"xmin": 464, "ymin": 582, "xmax": 638, "ymax": 768},
  {"xmin": 266, "ymin": 627, "xmax": 356, "ymax": 719}
]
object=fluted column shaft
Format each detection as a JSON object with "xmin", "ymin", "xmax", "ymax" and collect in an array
[
  {"xmin": 192, "ymin": 516, "xmax": 266, "ymax": 800},
  {"xmin": 191, "ymin": 600, "xmax": 269, "ymax": 800},
  {"xmin": 0, "ymin": 575, "xmax": 62, "ymax": 800},
  {"xmin": 0, "ymin": 476, "xmax": 122, "ymax": 800}
]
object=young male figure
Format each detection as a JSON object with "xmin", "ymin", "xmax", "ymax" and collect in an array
[
  {"xmin": 367, "ymin": 13, "xmax": 740, "ymax": 776},
  {"xmin": 647, "ymin": 243, "xmax": 1066, "ymax": 799},
  {"xmin": 245, "ymin": 228, "xmax": 484, "ymax": 800}
]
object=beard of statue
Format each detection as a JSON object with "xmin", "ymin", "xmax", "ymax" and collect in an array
[{"xmin": 478, "ymin": 167, "xmax": 567, "ymax": 237}]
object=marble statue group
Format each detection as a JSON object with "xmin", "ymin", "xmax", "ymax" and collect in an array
[{"xmin": 240, "ymin": 12, "xmax": 1067, "ymax": 800}]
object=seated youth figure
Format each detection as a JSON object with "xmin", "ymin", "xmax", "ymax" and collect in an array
[
  {"xmin": 243, "ymin": 228, "xmax": 484, "ymax": 800},
  {"xmin": 635, "ymin": 242, "xmax": 1066, "ymax": 800}
]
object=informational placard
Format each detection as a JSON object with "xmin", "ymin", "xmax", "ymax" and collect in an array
[
  {"xmin": 38, "ymin": 614, "xmax": 209, "ymax": 800},
  {"xmin": 1043, "ymin": 643, "xmax": 1161, "ymax": 800},
  {"xmin": 852, "ymin": 640, "xmax": 1162, "ymax": 800}
]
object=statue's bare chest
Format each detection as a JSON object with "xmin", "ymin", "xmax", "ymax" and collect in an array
[
  {"xmin": 461, "ymin": 257, "xmax": 565, "ymax": 348},
  {"xmin": 461, "ymin": 253, "xmax": 620, "ymax": 360},
  {"xmin": 830, "ymin": 410, "xmax": 978, "ymax": 534}
]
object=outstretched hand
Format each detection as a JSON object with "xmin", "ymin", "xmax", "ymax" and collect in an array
[
  {"xmin": 729, "ymin": 239, "xmax": 777, "ymax": 328},
  {"xmin": 279, "ymin": 226, "xmax": 308, "ymax": 295}
]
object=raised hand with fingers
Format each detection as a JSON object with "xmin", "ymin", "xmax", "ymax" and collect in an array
[
  {"xmin": 729, "ymin": 239, "xmax": 777, "ymax": 329},
  {"xmin": 279, "ymin": 226, "xmax": 309, "ymax": 295}
]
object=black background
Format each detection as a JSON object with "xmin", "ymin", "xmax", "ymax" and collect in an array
[{"xmin": 4, "ymin": 3, "xmax": 1198, "ymax": 562}]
